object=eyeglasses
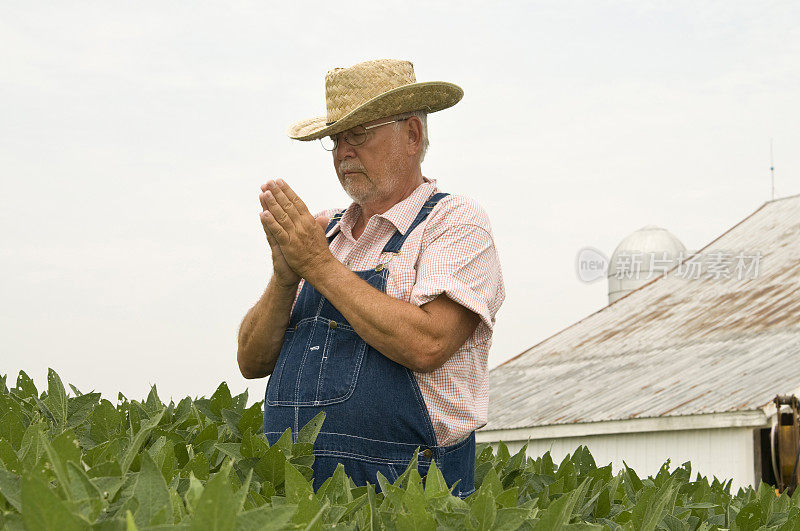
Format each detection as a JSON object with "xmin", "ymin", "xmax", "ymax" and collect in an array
[{"xmin": 320, "ymin": 117, "xmax": 410, "ymax": 151}]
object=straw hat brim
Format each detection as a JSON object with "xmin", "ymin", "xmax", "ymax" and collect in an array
[{"xmin": 287, "ymin": 81, "xmax": 463, "ymax": 141}]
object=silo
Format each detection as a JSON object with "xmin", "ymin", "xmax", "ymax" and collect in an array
[{"xmin": 607, "ymin": 225, "xmax": 686, "ymax": 304}]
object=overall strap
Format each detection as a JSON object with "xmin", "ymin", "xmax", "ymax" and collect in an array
[
  {"xmin": 325, "ymin": 210, "xmax": 346, "ymax": 244},
  {"xmin": 381, "ymin": 192, "xmax": 449, "ymax": 254}
]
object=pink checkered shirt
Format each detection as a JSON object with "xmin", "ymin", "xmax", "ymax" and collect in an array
[{"xmin": 298, "ymin": 177, "xmax": 504, "ymax": 447}]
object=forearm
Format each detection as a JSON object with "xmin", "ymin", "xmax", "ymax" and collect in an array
[
  {"xmin": 307, "ymin": 260, "xmax": 445, "ymax": 373},
  {"xmin": 237, "ymin": 277, "xmax": 299, "ymax": 378}
]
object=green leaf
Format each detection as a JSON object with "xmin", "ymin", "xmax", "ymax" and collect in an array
[
  {"xmin": 238, "ymin": 403, "xmax": 263, "ymax": 436},
  {"xmin": 209, "ymin": 382, "xmax": 233, "ymax": 417},
  {"xmin": 393, "ymin": 448, "xmax": 420, "ymax": 490},
  {"xmin": 338, "ymin": 492, "xmax": 369, "ymax": 522},
  {"xmin": 503, "ymin": 443, "xmax": 528, "ymax": 476},
  {"xmin": 87, "ymin": 459, "xmax": 123, "ymax": 478},
  {"xmin": 52, "ymin": 429, "xmax": 82, "ymax": 466},
  {"xmin": 235, "ymin": 505, "xmax": 296, "ymax": 531},
  {"xmin": 297, "ymin": 412, "xmax": 326, "ymax": 445},
  {"xmin": 496, "ymin": 486, "xmax": 519, "ymax": 508},
  {"xmin": 274, "ymin": 428, "xmax": 293, "ymax": 454},
  {"xmin": 125, "ymin": 510, "xmax": 138, "ymax": 530},
  {"xmin": 683, "ymin": 501, "xmax": 720, "ymax": 509},
  {"xmin": 193, "ymin": 422, "xmax": 221, "ymax": 448},
  {"xmin": 185, "ymin": 473, "xmax": 205, "ymax": 514},
  {"xmin": 174, "ymin": 441, "xmax": 191, "ymax": 468},
  {"xmin": 401, "ymin": 466, "xmax": 427, "ymax": 512},
  {"xmin": 533, "ymin": 477, "xmax": 590, "ymax": 530},
  {"xmin": 496, "ymin": 441, "xmax": 511, "ymax": 466},
  {"xmin": 572, "ymin": 445, "xmax": 597, "ymax": 477},
  {"xmin": 480, "ymin": 467, "xmax": 503, "ymax": 498},
  {"xmin": 284, "ymin": 460, "xmax": 314, "ymax": 504},
  {"xmin": 133, "ymin": 452, "xmax": 172, "ymax": 527},
  {"xmin": 89, "ymin": 399, "xmax": 122, "ymax": 444},
  {"xmin": 0, "ymin": 395, "xmax": 26, "ymax": 450},
  {"xmin": 474, "ymin": 461, "xmax": 493, "ymax": 489},
  {"xmin": 241, "ymin": 428, "xmax": 269, "ymax": 459},
  {"xmin": 171, "ymin": 488, "xmax": 187, "ymax": 524},
  {"xmin": 736, "ymin": 502, "xmax": 762, "ymax": 531},
  {"xmin": 0, "ymin": 437, "xmax": 22, "ymax": 473},
  {"xmin": 184, "ymin": 453, "xmax": 210, "ymax": 481},
  {"xmin": 41, "ymin": 428, "xmax": 82, "ymax": 501},
  {"xmin": 121, "ymin": 408, "xmax": 165, "ymax": 474},
  {"xmin": 423, "ymin": 460, "xmax": 449, "ymax": 498},
  {"xmin": 235, "ymin": 468, "xmax": 254, "ymax": 513},
  {"xmin": 395, "ymin": 508, "xmax": 437, "ymax": 530},
  {"xmin": 317, "ymin": 463, "xmax": 352, "ymax": 506},
  {"xmin": 43, "ymin": 368, "xmax": 69, "ymax": 429},
  {"xmin": 215, "ymin": 442, "xmax": 243, "ymax": 461},
  {"xmin": 289, "ymin": 442, "xmax": 314, "ymax": 460},
  {"xmin": 153, "ymin": 440, "xmax": 178, "ymax": 483},
  {"xmin": 622, "ymin": 461, "xmax": 643, "ymax": 503},
  {"xmin": 254, "ymin": 443, "xmax": 286, "ymax": 489},
  {"xmin": 19, "ymin": 421, "xmax": 46, "ymax": 470},
  {"xmin": 14, "ymin": 370, "xmax": 38, "ymax": 399},
  {"xmin": 66, "ymin": 461, "xmax": 102, "ymax": 501},
  {"xmin": 293, "ymin": 497, "xmax": 326, "ymax": 530},
  {"xmin": 469, "ymin": 488, "xmax": 497, "ymax": 530},
  {"xmin": 555, "ymin": 454, "xmax": 577, "ymax": 492},
  {"xmin": 365, "ymin": 483, "xmax": 379, "ymax": 529},
  {"xmin": 189, "ymin": 461, "xmax": 238, "ymax": 531},
  {"xmin": 0, "ymin": 468, "xmax": 22, "ymax": 512},
  {"xmin": 757, "ymin": 481, "xmax": 776, "ymax": 523},
  {"xmin": 145, "ymin": 386, "xmax": 162, "ymax": 414},
  {"xmin": 21, "ymin": 471, "xmax": 87, "ymax": 531},
  {"xmin": 593, "ymin": 486, "xmax": 611, "ymax": 519},
  {"xmin": 231, "ymin": 389, "xmax": 248, "ymax": 412},
  {"xmin": 661, "ymin": 513, "xmax": 685, "ymax": 531},
  {"xmin": 494, "ymin": 507, "xmax": 529, "ymax": 531},
  {"xmin": 221, "ymin": 408, "xmax": 242, "ymax": 438},
  {"xmin": 641, "ymin": 484, "xmax": 675, "ymax": 531}
]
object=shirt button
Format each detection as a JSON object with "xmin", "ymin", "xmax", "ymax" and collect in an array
[
  {"xmin": 329, "ymin": 321, "xmax": 338, "ymax": 329},
  {"xmin": 422, "ymin": 449, "xmax": 433, "ymax": 458}
]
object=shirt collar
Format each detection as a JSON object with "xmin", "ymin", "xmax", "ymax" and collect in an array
[
  {"xmin": 378, "ymin": 177, "xmax": 438, "ymax": 235},
  {"xmin": 325, "ymin": 177, "xmax": 438, "ymax": 238}
]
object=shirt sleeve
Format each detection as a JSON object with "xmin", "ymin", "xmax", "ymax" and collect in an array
[{"xmin": 409, "ymin": 223, "xmax": 504, "ymax": 332}]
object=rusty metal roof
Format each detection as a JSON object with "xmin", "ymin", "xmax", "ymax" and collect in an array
[{"xmin": 485, "ymin": 194, "xmax": 800, "ymax": 432}]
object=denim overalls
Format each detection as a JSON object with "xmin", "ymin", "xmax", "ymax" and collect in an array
[{"xmin": 263, "ymin": 192, "xmax": 476, "ymax": 498}]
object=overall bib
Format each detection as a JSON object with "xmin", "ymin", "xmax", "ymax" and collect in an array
[{"xmin": 263, "ymin": 192, "xmax": 476, "ymax": 498}]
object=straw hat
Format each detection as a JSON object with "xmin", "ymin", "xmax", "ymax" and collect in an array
[{"xmin": 287, "ymin": 59, "xmax": 463, "ymax": 141}]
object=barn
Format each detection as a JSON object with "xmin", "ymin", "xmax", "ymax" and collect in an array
[{"xmin": 478, "ymin": 194, "xmax": 800, "ymax": 490}]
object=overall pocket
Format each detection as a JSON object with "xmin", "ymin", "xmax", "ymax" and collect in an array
[{"xmin": 266, "ymin": 317, "xmax": 366, "ymax": 406}]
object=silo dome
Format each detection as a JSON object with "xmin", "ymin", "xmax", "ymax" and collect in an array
[{"xmin": 607, "ymin": 225, "xmax": 686, "ymax": 304}]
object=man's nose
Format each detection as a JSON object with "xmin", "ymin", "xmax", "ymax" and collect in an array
[{"xmin": 334, "ymin": 137, "xmax": 357, "ymax": 160}]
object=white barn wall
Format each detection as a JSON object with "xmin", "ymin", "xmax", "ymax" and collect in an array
[{"xmin": 496, "ymin": 427, "xmax": 757, "ymax": 491}]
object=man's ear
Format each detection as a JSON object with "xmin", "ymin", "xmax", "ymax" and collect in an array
[{"xmin": 405, "ymin": 116, "xmax": 423, "ymax": 157}]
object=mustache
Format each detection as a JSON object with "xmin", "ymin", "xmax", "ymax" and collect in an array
[{"xmin": 338, "ymin": 161, "xmax": 367, "ymax": 174}]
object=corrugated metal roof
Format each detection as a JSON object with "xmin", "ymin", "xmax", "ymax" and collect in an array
[{"xmin": 485, "ymin": 194, "xmax": 800, "ymax": 432}]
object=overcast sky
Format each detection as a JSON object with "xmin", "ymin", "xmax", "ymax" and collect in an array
[{"xmin": 2, "ymin": 1, "xmax": 799, "ymax": 404}]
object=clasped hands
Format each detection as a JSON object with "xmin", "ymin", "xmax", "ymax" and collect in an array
[{"xmin": 259, "ymin": 179, "xmax": 332, "ymax": 286}]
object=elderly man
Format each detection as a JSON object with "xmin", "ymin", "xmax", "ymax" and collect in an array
[{"xmin": 237, "ymin": 59, "xmax": 504, "ymax": 498}]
